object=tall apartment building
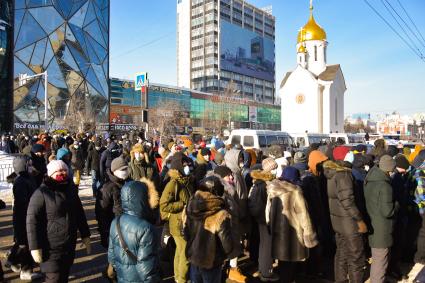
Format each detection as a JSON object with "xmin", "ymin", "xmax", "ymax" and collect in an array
[{"xmin": 177, "ymin": 0, "xmax": 276, "ymax": 104}]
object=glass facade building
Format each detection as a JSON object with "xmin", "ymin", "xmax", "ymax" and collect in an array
[
  {"xmin": 13, "ymin": 0, "xmax": 109, "ymax": 132},
  {"xmin": 0, "ymin": 0, "xmax": 13, "ymax": 132}
]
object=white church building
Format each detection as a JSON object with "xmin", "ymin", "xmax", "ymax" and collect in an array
[{"xmin": 280, "ymin": 3, "xmax": 346, "ymax": 134}]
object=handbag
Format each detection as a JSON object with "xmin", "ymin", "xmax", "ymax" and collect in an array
[{"xmin": 116, "ymin": 216, "xmax": 138, "ymax": 262}]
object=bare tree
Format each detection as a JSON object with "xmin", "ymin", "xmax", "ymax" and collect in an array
[{"xmin": 148, "ymin": 100, "xmax": 186, "ymax": 140}]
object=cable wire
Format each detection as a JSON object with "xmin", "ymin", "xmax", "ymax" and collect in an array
[
  {"xmin": 363, "ymin": 0, "xmax": 425, "ymax": 61},
  {"xmin": 396, "ymin": 0, "xmax": 425, "ymax": 47}
]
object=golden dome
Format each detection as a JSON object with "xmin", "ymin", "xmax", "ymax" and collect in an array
[
  {"xmin": 297, "ymin": 45, "xmax": 306, "ymax": 53},
  {"xmin": 297, "ymin": 9, "xmax": 326, "ymax": 43}
]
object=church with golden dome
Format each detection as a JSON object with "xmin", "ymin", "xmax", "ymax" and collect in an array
[{"xmin": 280, "ymin": 1, "xmax": 346, "ymax": 134}]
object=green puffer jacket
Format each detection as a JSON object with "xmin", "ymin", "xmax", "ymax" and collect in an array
[
  {"xmin": 364, "ymin": 166, "xmax": 397, "ymax": 248},
  {"xmin": 159, "ymin": 169, "xmax": 191, "ymax": 236}
]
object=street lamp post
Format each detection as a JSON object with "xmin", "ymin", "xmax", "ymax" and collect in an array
[{"xmin": 19, "ymin": 71, "xmax": 48, "ymax": 131}]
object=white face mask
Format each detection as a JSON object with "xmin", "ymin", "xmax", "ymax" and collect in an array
[
  {"xmin": 114, "ymin": 169, "xmax": 129, "ymax": 180},
  {"xmin": 270, "ymin": 169, "xmax": 277, "ymax": 176},
  {"xmin": 183, "ymin": 165, "xmax": 190, "ymax": 176},
  {"xmin": 364, "ymin": 165, "xmax": 370, "ymax": 172},
  {"xmin": 203, "ymin": 155, "xmax": 209, "ymax": 162},
  {"xmin": 95, "ymin": 146, "xmax": 101, "ymax": 151},
  {"xmin": 135, "ymin": 153, "xmax": 142, "ymax": 161},
  {"xmin": 239, "ymin": 162, "xmax": 244, "ymax": 168}
]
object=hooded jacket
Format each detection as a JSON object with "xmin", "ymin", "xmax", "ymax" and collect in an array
[
  {"xmin": 265, "ymin": 179, "xmax": 318, "ymax": 262},
  {"xmin": 26, "ymin": 178, "xmax": 90, "ymax": 273},
  {"xmin": 364, "ymin": 166, "xmax": 396, "ymax": 248},
  {"xmin": 95, "ymin": 170, "xmax": 127, "ymax": 247},
  {"xmin": 224, "ymin": 148, "xmax": 248, "ymax": 220},
  {"xmin": 108, "ymin": 180, "xmax": 160, "ymax": 283},
  {"xmin": 248, "ymin": 170, "xmax": 274, "ymax": 224},
  {"xmin": 414, "ymin": 162, "xmax": 425, "ymax": 215},
  {"xmin": 100, "ymin": 142, "xmax": 122, "ymax": 181},
  {"xmin": 159, "ymin": 169, "xmax": 191, "ymax": 236},
  {"xmin": 323, "ymin": 160, "xmax": 363, "ymax": 235},
  {"xmin": 193, "ymin": 151, "xmax": 212, "ymax": 186},
  {"xmin": 184, "ymin": 191, "xmax": 233, "ymax": 269}
]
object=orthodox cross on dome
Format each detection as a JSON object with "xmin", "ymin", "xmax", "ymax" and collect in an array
[{"xmin": 310, "ymin": 0, "xmax": 313, "ymax": 10}]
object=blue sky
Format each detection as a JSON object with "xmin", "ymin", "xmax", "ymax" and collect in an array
[{"xmin": 110, "ymin": 0, "xmax": 425, "ymax": 117}]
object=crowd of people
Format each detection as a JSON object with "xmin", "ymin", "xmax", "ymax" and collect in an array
[{"xmin": 0, "ymin": 131, "xmax": 424, "ymax": 283}]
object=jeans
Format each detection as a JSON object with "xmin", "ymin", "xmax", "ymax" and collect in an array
[
  {"xmin": 91, "ymin": 170, "xmax": 100, "ymax": 196},
  {"xmin": 190, "ymin": 264, "xmax": 222, "ymax": 283}
]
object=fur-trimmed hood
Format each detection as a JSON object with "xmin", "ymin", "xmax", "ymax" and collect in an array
[
  {"xmin": 250, "ymin": 170, "xmax": 274, "ymax": 182},
  {"xmin": 121, "ymin": 179, "xmax": 159, "ymax": 219},
  {"xmin": 323, "ymin": 160, "xmax": 351, "ymax": 179},
  {"xmin": 186, "ymin": 190, "xmax": 225, "ymax": 221},
  {"xmin": 140, "ymin": 177, "xmax": 159, "ymax": 209},
  {"xmin": 168, "ymin": 168, "xmax": 191, "ymax": 186},
  {"xmin": 267, "ymin": 179, "xmax": 300, "ymax": 197}
]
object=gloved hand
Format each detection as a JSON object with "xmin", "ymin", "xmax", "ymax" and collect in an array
[
  {"xmin": 31, "ymin": 249, "xmax": 43, "ymax": 263},
  {"xmin": 357, "ymin": 220, "xmax": 368, "ymax": 234},
  {"xmin": 81, "ymin": 237, "xmax": 91, "ymax": 254}
]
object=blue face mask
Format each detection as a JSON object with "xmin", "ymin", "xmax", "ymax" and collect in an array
[{"xmin": 183, "ymin": 165, "xmax": 190, "ymax": 176}]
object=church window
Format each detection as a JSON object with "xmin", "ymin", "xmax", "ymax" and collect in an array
[
  {"xmin": 335, "ymin": 98, "xmax": 338, "ymax": 125},
  {"xmin": 314, "ymin": 46, "xmax": 317, "ymax": 61}
]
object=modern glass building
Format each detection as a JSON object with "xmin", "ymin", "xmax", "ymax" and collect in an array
[
  {"xmin": 0, "ymin": 0, "xmax": 13, "ymax": 132},
  {"xmin": 13, "ymin": 0, "xmax": 109, "ymax": 132},
  {"xmin": 110, "ymin": 78, "xmax": 280, "ymax": 131}
]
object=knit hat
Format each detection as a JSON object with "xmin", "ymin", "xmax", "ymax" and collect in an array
[
  {"xmin": 266, "ymin": 145, "xmax": 283, "ymax": 159},
  {"xmin": 281, "ymin": 166, "xmax": 301, "ymax": 185},
  {"xmin": 262, "ymin": 157, "xmax": 278, "ymax": 172},
  {"xmin": 387, "ymin": 145, "xmax": 399, "ymax": 157},
  {"xmin": 214, "ymin": 152, "xmax": 224, "ymax": 165},
  {"xmin": 47, "ymin": 160, "xmax": 69, "ymax": 177},
  {"xmin": 198, "ymin": 176, "xmax": 225, "ymax": 197},
  {"xmin": 395, "ymin": 154, "xmax": 410, "ymax": 170},
  {"xmin": 294, "ymin": 151, "xmax": 307, "ymax": 164},
  {"xmin": 200, "ymin": 148, "xmax": 211, "ymax": 156},
  {"xmin": 333, "ymin": 146, "xmax": 350, "ymax": 161},
  {"xmin": 111, "ymin": 156, "xmax": 128, "ymax": 172},
  {"xmin": 308, "ymin": 150, "xmax": 329, "ymax": 176},
  {"xmin": 352, "ymin": 144, "xmax": 367, "ymax": 154},
  {"xmin": 56, "ymin": 148, "xmax": 70, "ymax": 161},
  {"xmin": 379, "ymin": 155, "xmax": 396, "ymax": 172},
  {"xmin": 214, "ymin": 166, "xmax": 233, "ymax": 178},
  {"xmin": 31, "ymin": 144, "xmax": 45, "ymax": 154},
  {"xmin": 170, "ymin": 152, "xmax": 184, "ymax": 173}
]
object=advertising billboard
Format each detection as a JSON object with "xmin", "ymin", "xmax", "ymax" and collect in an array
[{"xmin": 220, "ymin": 21, "xmax": 275, "ymax": 82}]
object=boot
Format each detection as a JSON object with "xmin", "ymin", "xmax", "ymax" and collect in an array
[
  {"xmin": 20, "ymin": 270, "xmax": 43, "ymax": 281},
  {"xmin": 228, "ymin": 267, "xmax": 247, "ymax": 283}
]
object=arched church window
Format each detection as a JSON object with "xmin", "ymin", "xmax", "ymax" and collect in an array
[
  {"xmin": 335, "ymin": 97, "xmax": 338, "ymax": 125},
  {"xmin": 314, "ymin": 46, "xmax": 317, "ymax": 61}
]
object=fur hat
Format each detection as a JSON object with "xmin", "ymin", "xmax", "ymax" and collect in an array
[
  {"xmin": 214, "ymin": 166, "xmax": 232, "ymax": 178},
  {"xmin": 395, "ymin": 154, "xmax": 410, "ymax": 170},
  {"xmin": 262, "ymin": 157, "xmax": 278, "ymax": 172},
  {"xmin": 281, "ymin": 166, "xmax": 301, "ymax": 185},
  {"xmin": 379, "ymin": 155, "xmax": 396, "ymax": 172},
  {"xmin": 47, "ymin": 160, "xmax": 69, "ymax": 177}
]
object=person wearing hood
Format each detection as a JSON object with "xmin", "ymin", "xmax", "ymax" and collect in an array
[
  {"xmin": 26, "ymin": 160, "xmax": 90, "ymax": 282},
  {"xmin": 56, "ymin": 147, "xmax": 74, "ymax": 183},
  {"xmin": 69, "ymin": 140, "xmax": 84, "ymax": 187},
  {"xmin": 129, "ymin": 143, "xmax": 154, "ymax": 181},
  {"xmin": 265, "ymin": 166, "xmax": 318, "ymax": 283},
  {"xmin": 364, "ymin": 155, "xmax": 397, "ymax": 283},
  {"xmin": 323, "ymin": 158, "xmax": 368, "ymax": 283},
  {"xmin": 184, "ymin": 176, "xmax": 233, "ymax": 283},
  {"xmin": 100, "ymin": 140, "xmax": 122, "ymax": 183},
  {"xmin": 30, "ymin": 144, "xmax": 47, "ymax": 188},
  {"xmin": 412, "ymin": 150, "xmax": 425, "ymax": 267},
  {"xmin": 211, "ymin": 151, "xmax": 224, "ymax": 170},
  {"xmin": 86, "ymin": 141, "xmax": 104, "ymax": 197},
  {"xmin": 193, "ymin": 148, "xmax": 213, "ymax": 186},
  {"xmin": 159, "ymin": 152, "xmax": 193, "ymax": 283},
  {"xmin": 372, "ymin": 139, "xmax": 387, "ymax": 162},
  {"xmin": 10, "ymin": 156, "xmax": 42, "ymax": 280},
  {"xmin": 293, "ymin": 151, "xmax": 308, "ymax": 177},
  {"xmin": 351, "ymin": 154, "xmax": 373, "ymax": 226},
  {"xmin": 248, "ymin": 158, "xmax": 279, "ymax": 282},
  {"xmin": 108, "ymin": 180, "xmax": 160, "ymax": 283},
  {"xmin": 95, "ymin": 156, "xmax": 130, "ymax": 248}
]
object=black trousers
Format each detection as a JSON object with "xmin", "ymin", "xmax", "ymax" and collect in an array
[
  {"xmin": 415, "ymin": 214, "xmax": 425, "ymax": 264},
  {"xmin": 334, "ymin": 232, "xmax": 366, "ymax": 283},
  {"xmin": 45, "ymin": 266, "xmax": 71, "ymax": 283}
]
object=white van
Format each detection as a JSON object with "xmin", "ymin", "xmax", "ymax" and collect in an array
[
  {"xmin": 227, "ymin": 129, "xmax": 294, "ymax": 150},
  {"xmin": 291, "ymin": 133, "xmax": 331, "ymax": 148},
  {"xmin": 329, "ymin": 133, "xmax": 365, "ymax": 145}
]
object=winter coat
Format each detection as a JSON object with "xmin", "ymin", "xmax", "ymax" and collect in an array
[
  {"xmin": 364, "ymin": 166, "xmax": 397, "ymax": 248},
  {"xmin": 224, "ymin": 149, "xmax": 249, "ymax": 221},
  {"xmin": 265, "ymin": 179, "xmax": 318, "ymax": 262},
  {"xmin": 323, "ymin": 160, "xmax": 363, "ymax": 235},
  {"xmin": 26, "ymin": 178, "xmax": 90, "ymax": 273},
  {"xmin": 184, "ymin": 191, "xmax": 233, "ymax": 269},
  {"xmin": 129, "ymin": 157, "xmax": 154, "ymax": 181},
  {"xmin": 159, "ymin": 169, "xmax": 191, "ymax": 236},
  {"xmin": 13, "ymin": 170, "xmax": 37, "ymax": 245},
  {"xmin": 30, "ymin": 152, "xmax": 47, "ymax": 188},
  {"xmin": 86, "ymin": 147, "xmax": 103, "ymax": 175},
  {"xmin": 108, "ymin": 180, "xmax": 160, "ymax": 283},
  {"xmin": 69, "ymin": 146, "xmax": 84, "ymax": 171},
  {"xmin": 248, "ymin": 170, "xmax": 274, "ymax": 224},
  {"xmin": 95, "ymin": 171, "xmax": 127, "ymax": 247},
  {"xmin": 414, "ymin": 163, "xmax": 425, "ymax": 215},
  {"xmin": 100, "ymin": 142, "xmax": 122, "ymax": 181},
  {"xmin": 193, "ymin": 152, "xmax": 212, "ymax": 186}
]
